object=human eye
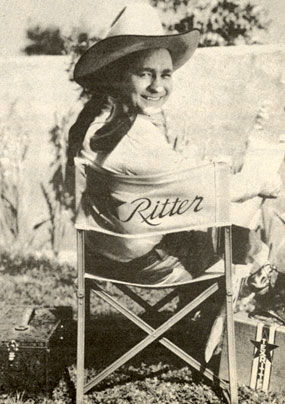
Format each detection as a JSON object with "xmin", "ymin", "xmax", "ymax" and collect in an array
[
  {"xmin": 162, "ymin": 72, "xmax": 172, "ymax": 79},
  {"xmin": 138, "ymin": 70, "xmax": 152, "ymax": 78}
]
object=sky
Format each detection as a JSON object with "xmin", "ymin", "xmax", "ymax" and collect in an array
[{"xmin": 0, "ymin": 0, "xmax": 284, "ymax": 57}]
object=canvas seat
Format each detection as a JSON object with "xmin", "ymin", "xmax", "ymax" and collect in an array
[{"xmin": 75, "ymin": 160, "xmax": 239, "ymax": 404}]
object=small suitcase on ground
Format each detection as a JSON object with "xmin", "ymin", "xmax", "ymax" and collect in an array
[
  {"xmin": 219, "ymin": 311, "xmax": 285, "ymax": 393},
  {"xmin": 0, "ymin": 305, "xmax": 73, "ymax": 395}
]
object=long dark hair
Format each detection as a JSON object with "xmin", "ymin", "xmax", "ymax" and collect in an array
[
  {"xmin": 66, "ymin": 93, "xmax": 108, "ymax": 166},
  {"xmin": 67, "ymin": 52, "xmax": 142, "ymax": 165}
]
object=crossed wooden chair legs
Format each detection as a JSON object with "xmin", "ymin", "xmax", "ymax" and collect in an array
[{"xmin": 76, "ymin": 228, "xmax": 238, "ymax": 404}]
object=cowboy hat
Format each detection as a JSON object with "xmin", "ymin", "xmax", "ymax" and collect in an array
[{"xmin": 74, "ymin": 3, "xmax": 200, "ymax": 87}]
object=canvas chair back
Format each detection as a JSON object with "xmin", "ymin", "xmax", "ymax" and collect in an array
[
  {"xmin": 74, "ymin": 158, "xmax": 238, "ymax": 404},
  {"xmin": 75, "ymin": 158, "xmax": 231, "ymax": 236}
]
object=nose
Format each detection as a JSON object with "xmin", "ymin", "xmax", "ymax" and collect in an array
[{"xmin": 148, "ymin": 76, "xmax": 163, "ymax": 93}]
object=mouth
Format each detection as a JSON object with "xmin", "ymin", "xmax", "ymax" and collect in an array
[{"xmin": 142, "ymin": 95, "xmax": 164, "ymax": 102}]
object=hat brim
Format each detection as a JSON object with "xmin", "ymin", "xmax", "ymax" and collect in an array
[{"xmin": 74, "ymin": 29, "xmax": 200, "ymax": 87}]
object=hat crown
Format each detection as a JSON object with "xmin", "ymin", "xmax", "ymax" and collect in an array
[{"xmin": 107, "ymin": 3, "xmax": 164, "ymax": 38}]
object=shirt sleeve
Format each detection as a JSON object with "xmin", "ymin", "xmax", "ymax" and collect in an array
[{"xmin": 230, "ymin": 171, "xmax": 260, "ymax": 202}]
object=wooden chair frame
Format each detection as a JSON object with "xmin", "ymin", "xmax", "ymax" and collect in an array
[{"xmin": 76, "ymin": 226, "xmax": 238, "ymax": 404}]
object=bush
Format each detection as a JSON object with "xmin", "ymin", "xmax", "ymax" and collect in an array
[
  {"xmin": 23, "ymin": 25, "xmax": 66, "ymax": 55},
  {"xmin": 151, "ymin": 0, "xmax": 270, "ymax": 46},
  {"xmin": 23, "ymin": 24, "xmax": 100, "ymax": 57}
]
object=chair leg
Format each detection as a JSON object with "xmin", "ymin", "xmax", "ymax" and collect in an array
[
  {"xmin": 84, "ymin": 281, "xmax": 227, "ymax": 394},
  {"xmin": 224, "ymin": 226, "xmax": 238, "ymax": 404},
  {"xmin": 116, "ymin": 283, "xmax": 178, "ymax": 318},
  {"xmin": 76, "ymin": 230, "xmax": 85, "ymax": 404},
  {"xmin": 85, "ymin": 280, "xmax": 91, "ymax": 324}
]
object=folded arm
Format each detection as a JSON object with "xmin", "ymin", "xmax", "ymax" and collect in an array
[{"xmin": 230, "ymin": 171, "xmax": 282, "ymax": 202}]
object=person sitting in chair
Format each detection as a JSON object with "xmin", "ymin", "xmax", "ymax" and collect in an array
[{"xmin": 67, "ymin": 3, "xmax": 282, "ymax": 293}]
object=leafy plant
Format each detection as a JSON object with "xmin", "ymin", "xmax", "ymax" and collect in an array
[
  {"xmin": 23, "ymin": 24, "xmax": 100, "ymax": 57},
  {"xmin": 35, "ymin": 112, "xmax": 74, "ymax": 256},
  {"xmin": 23, "ymin": 25, "xmax": 67, "ymax": 55},
  {"xmin": 0, "ymin": 101, "xmax": 30, "ymax": 248},
  {"xmin": 151, "ymin": 0, "xmax": 270, "ymax": 46}
]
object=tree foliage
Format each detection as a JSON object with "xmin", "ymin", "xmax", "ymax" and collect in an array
[
  {"xmin": 23, "ymin": 25, "xmax": 66, "ymax": 55},
  {"xmin": 23, "ymin": 25, "xmax": 99, "ymax": 56},
  {"xmin": 151, "ymin": 0, "xmax": 270, "ymax": 46},
  {"xmin": 23, "ymin": 1, "xmax": 270, "ymax": 55}
]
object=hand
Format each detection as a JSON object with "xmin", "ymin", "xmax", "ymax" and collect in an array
[{"xmin": 258, "ymin": 173, "xmax": 282, "ymax": 199}]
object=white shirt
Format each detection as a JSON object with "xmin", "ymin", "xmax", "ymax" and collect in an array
[
  {"xmin": 80, "ymin": 110, "xmax": 195, "ymax": 261},
  {"xmin": 79, "ymin": 109, "xmax": 260, "ymax": 261}
]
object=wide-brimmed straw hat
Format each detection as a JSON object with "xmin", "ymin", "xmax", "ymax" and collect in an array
[{"xmin": 74, "ymin": 3, "xmax": 200, "ymax": 87}]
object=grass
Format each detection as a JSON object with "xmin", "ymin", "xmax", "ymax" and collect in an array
[{"xmin": 0, "ymin": 249, "xmax": 285, "ymax": 404}]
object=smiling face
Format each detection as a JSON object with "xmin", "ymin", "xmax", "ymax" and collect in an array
[{"xmin": 119, "ymin": 48, "xmax": 173, "ymax": 115}]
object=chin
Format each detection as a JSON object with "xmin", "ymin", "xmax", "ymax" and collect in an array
[
  {"xmin": 140, "ymin": 105, "xmax": 163, "ymax": 115},
  {"xmin": 137, "ymin": 101, "xmax": 166, "ymax": 115}
]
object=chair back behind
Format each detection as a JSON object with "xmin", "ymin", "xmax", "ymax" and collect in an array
[{"xmin": 75, "ymin": 158, "xmax": 231, "ymax": 237}]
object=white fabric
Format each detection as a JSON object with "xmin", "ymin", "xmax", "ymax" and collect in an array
[
  {"xmin": 80, "ymin": 113, "xmax": 193, "ymax": 176},
  {"xmin": 78, "ymin": 110, "xmax": 207, "ymax": 261},
  {"xmin": 75, "ymin": 159, "xmax": 230, "ymax": 236},
  {"xmin": 76, "ymin": 110, "xmax": 275, "ymax": 262}
]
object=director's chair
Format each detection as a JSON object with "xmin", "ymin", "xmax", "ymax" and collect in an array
[{"xmin": 75, "ymin": 160, "xmax": 238, "ymax": 404}]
